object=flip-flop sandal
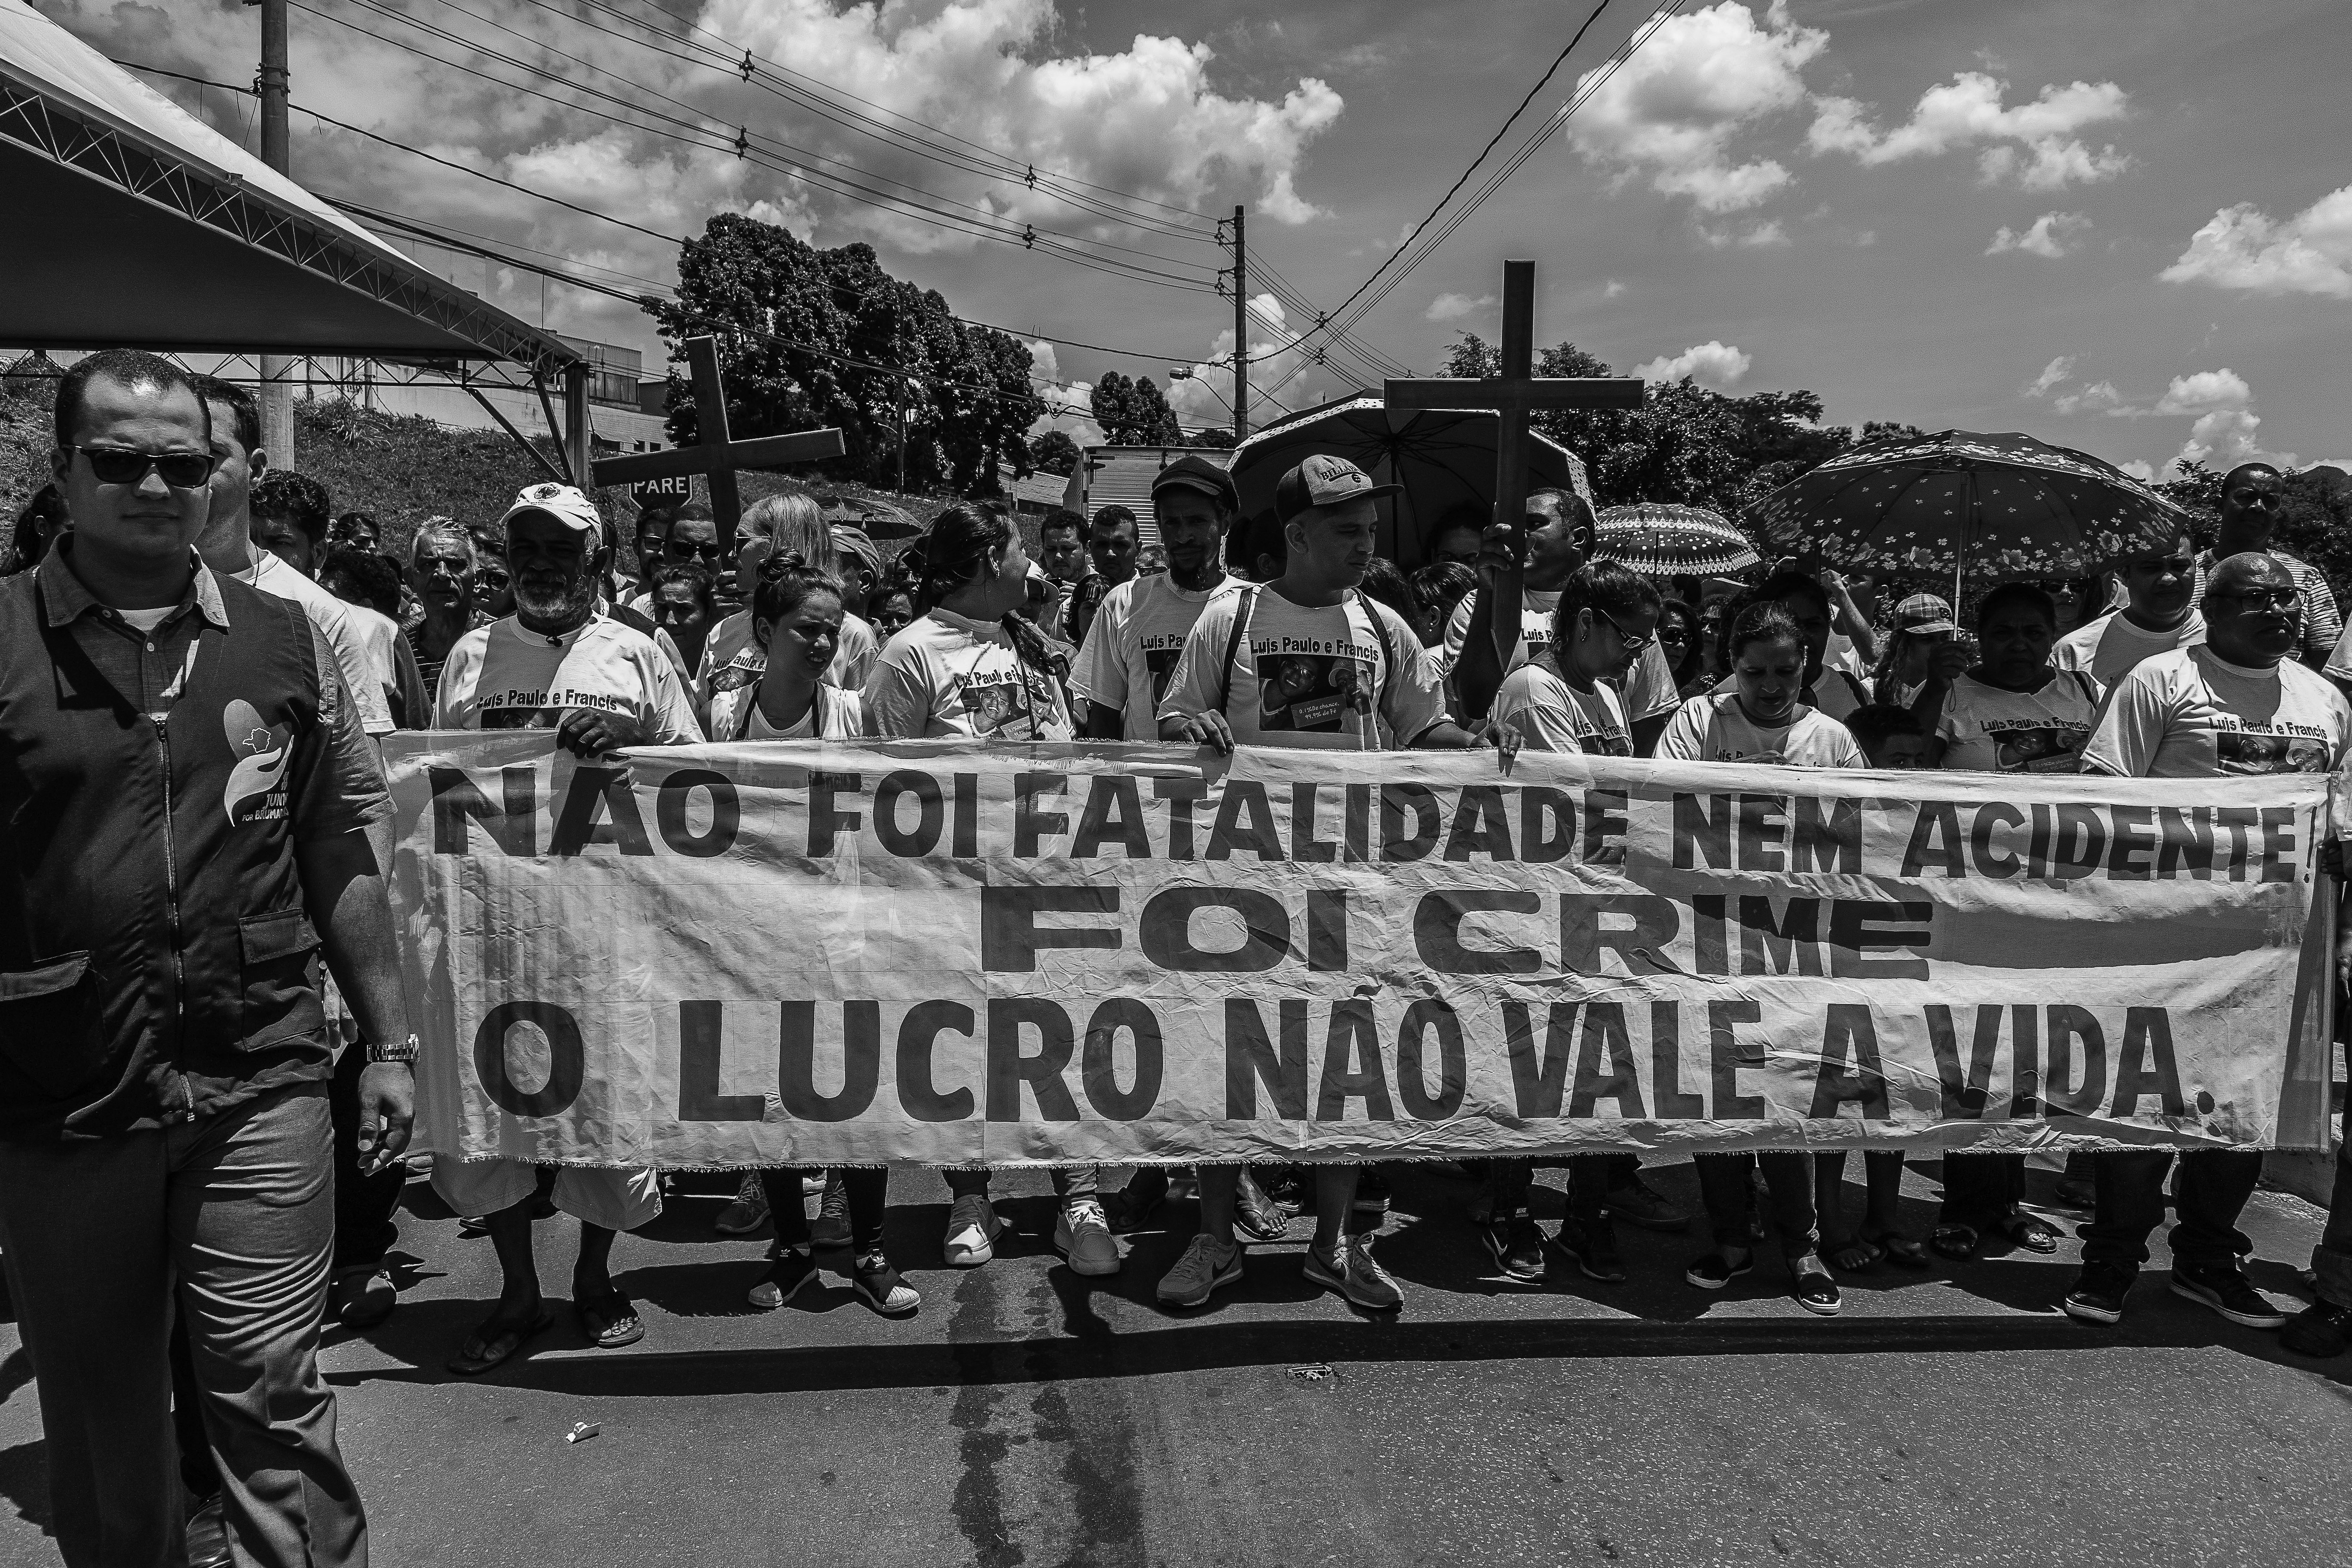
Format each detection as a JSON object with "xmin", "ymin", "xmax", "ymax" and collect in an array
[
  {"xmin": 1867, "ymin": 1231, "xmax": 1933, "ymax": 1270},
  {"xmin": 1929, "ymin": 1222, "xmax": 1982, "ymax": 1261},
  {"xmin": 1824, "ymin": 1237, "xmax": 1883, "ymax": 1273},
  {"xmin": 1993, "ymin": 1213, "xmax": 2061, "ymax": 1254},
  {"xmin": 447, "ymin": 1306, "xmax": 553, "ymax": 1377},
  {"xmin": 577, "ymin": 1290, "xmax": 645, "ymax": 1349}
]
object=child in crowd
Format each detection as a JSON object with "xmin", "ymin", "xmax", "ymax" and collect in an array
[{"xmin": 1844, "ymin": 704, "xmax": 1931, "ymax": 769}]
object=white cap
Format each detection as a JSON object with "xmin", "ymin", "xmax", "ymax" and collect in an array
[{"xmin": 498, "ymin": 482, "xmax": 603, "ymax": 537}]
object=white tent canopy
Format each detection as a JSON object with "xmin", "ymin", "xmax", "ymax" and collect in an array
[{"xmin": 0, "ymin": 0, "xmax": 574, "ymax": 377}]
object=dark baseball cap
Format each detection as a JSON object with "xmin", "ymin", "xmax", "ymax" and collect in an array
[
  {"xmin": 1151, "ymin": 452, "xmax": 1239, "ymax": 510},
  {"xmin": 1273, "ymin": 453, "xmax": 1401, "ymax": 523}
]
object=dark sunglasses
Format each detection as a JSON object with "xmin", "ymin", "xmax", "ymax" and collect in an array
[
  {"xmin": 2215, "ymin": 587, "xmax": 2301, "ymax": 612},
  {"xmin": 1590, "ymin": 606, "xmax": 1656, "ymax": 654},
  {"xmin": 666, "ymin": 536, "xmax": 725, "ymax": 562},
  {"xmin": 75, "ymin": 445, "xmax": 214, "ymax": 489}
]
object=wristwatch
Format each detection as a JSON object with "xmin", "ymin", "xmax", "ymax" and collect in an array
[{"xmin": 366, "ymin": 1033, "xmax": 421, "ymax": 1066}]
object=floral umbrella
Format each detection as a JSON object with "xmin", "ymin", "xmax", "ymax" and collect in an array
[
  {"xmin": 1595, "ymin": 502, "xmax": 1761, "ymax": 579},
  {"xmin": 1744, "ymin": 429, "xmax": 2186, "ymax": 584}
]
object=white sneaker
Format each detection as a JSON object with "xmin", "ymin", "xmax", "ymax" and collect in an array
[
  {"xmin": 1156, "ymin": 1233, "xmax": 1243, "ymax": 1308},
  {"xmin": 942, "ymin": 1194, "xmax": 1003, "ymax": 1268},
  {"xmin": 1054, "ymin": 1198, "xmax": 1122, "ymax": 1277}
]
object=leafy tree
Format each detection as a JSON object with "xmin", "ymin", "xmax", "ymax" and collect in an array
[
  {"xmin": 1029, "ymin": 430, "xmax": 1083, "ymax": 475},
  {"xmin": 1090, "ymin": 372, "xmax": 1183, "ymax": 445},
  {"xmin": 643, "ymin": 214, "xmax": 1042, "ymax": 493},
  {"xmin": 1188, "ymin": 427, "xmax": 1237, "ymax": 450}
]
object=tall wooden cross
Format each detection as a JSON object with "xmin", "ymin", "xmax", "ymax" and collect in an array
[{"xmin": 590, "ymin": 334, "xmax": 848, "ymax": 553}]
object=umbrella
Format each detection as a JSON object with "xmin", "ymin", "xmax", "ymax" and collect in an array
[
  {"xmin": 1745, "ymin": 429, "xmax": 2186, "ymax": 583},
  {"xmin": 1227, "ymin": 393, "xmax": 1594, "ymax": 568},
  {"xmin": 1595, "ymin": 502, "xmax": 1760, "ymax": 579}
]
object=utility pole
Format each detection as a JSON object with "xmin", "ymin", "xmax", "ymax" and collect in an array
[
  {"xmin": 253, "ymin": 0, "xmax": 296, "ymax": 466},
  {"xmin": 1230, "ymin": 205, "xmax": 1249, "ymax": 441}
]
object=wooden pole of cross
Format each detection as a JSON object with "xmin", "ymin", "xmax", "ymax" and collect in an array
[
  {"xmin": 590, "ymin": 335, "xmax": 848, "ymax": 555},
  {"xmin": 1383, "ymin": 260, "xmax": 1645, "ymax": 676}
]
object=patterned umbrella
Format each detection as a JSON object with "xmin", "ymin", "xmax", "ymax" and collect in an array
[
  {"xmin": 1745, "ymin": 429, "xmax": 2186, "ymax": 582},
  {"xmin": 1594, "ymin": 502, "xmax": 1760, "ymax": 579}
]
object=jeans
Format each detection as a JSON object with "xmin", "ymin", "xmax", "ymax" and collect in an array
[
  {"xmin": 2079, "ymin": 1148, "xmax": 2265, "ymax": 1274},
  {"xmin": 1694, "ymin": 1152, "xmax": 1819, "ymax": 1259},
  {"xmin": 761, "ymin": 1168, "xmax": 889, "ymax": 1255},
  {"xmin": 946, "ymin": 1167, "xmax": 1097, "ymax": 1202},
  {"xmin": 1939, "ymin": 1152, "xmax": 2027, "ymax": 1226},
  {"xmin": 0, "ymin": 1083, "xmax": 366, "ymax": 1568},
  {"xmin": 2308, "ymin": 1099, "xmax": 2352, "ymax": 1308}
]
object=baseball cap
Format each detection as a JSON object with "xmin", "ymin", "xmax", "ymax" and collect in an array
[
  {"xmin": 1152, "ymin": 452, "xmax": 1239, "ymax": 511},
  {"xmin": 1272, "ymin": 453, "xmax": 1400, "ymax": 524},
  {"xmin": 499, "ymin": 482, "xmax": 603, "ymax": 538},
  {"xmin": 1891, "ymin": 593, "xmax": 1957, "ymax": 634}
]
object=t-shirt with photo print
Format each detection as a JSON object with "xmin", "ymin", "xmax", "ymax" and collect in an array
[
  {"xmin": 1069, "ymin": 572, "xmax": 1243, "ymax": 739},
  {"xmin": 1936, "ymin": 669, "xmax": 2104, "ymax": 773},
  {"xmin": 2081, "ymin": 645, "xmax": 2352, "ymax": 779},
  {"xmin": 1655, "ymin": 693, "xmax": 1866, "ymax": 769},
  {"xmin": 1491, "ymin": 658, "xmax": 1631, "ymax": 756},
  {"xmin": 862, "ymin": 606, "xmax": 1074, "ymax": 741},
  {"xmin": 432, "ymin": 612, "xmax": 704, "ymax": 741},
  {"xmin": 1442, "ymin": 587, "xmax": 1681, "ymax": 721},
  {"xmin": 1159, "ymin": 587, "xmax": 1445, "ymax": 752}
]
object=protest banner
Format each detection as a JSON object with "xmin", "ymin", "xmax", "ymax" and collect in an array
[{"xmin": 386, "ymin": 735, "xmax": 2339, "ymax": 1170}]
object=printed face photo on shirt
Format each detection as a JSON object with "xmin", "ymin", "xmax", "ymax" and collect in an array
[
  {"xmin": 1986, "ymin": 724, "xmax": 2088, "ymax": 772},
  {"xmin": 959, "ymin": 667, "xmax": 1059, "ymax": 738},
  {"xmin": 1258, "ymin": 653, "xmax": 1372, "ymax": 732},
  {"xmin": 2215, "ymin": 729, "xmax": 2332, "ymax": 775},
  {"xmin": 1143, "ymin": 644, "xmax": 1183, "ymax": 704}
]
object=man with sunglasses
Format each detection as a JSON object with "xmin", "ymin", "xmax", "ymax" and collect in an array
[
  {"xmin": 0, "ymin": 349, "xmax": 408, "ymax": 1566},
  {"xmin": 2187, "ymin": 463, "xmax": 2339, "ymax": 671},
  {"xmin": 2067, "ymin": 552, "xmax": 2352, "ymax": 1329}
]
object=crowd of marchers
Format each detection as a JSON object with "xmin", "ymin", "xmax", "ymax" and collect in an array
[{"xmin": 6, "ymin": 349, "xmax": 2352, "ymax": 1568}]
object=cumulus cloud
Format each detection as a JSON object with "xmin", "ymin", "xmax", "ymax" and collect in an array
[
  {"xmin": 1986, "ymin": 211, "xmax": 2090, "ymax": 257},
  {"xmin": 1158, "ymin": 295, "xmax": 1342, "ymax": 432},
  {"xmin": 1633, "ymin": 341, "xmax": 1753, "ymax": 389},
  {"xmin": 1026, "ymin": 342, "xmax": 1106, "ymax": 447},
  {"xmin": 1423, "ymin": 292, "xmax": 1496, "ymax": 322},
  {"xmin": 2022, "ymin": 355, "xmax": 2076, "ymax": 397},
  {"xmin": 1565, "ymin": 1, "xmax": 1827, "ymax": 214},
  {"xmin": 2159, "ymin": 185, "xmax": 2352, "ymax": 298},
  {"xmin": 1808, "ymin": 71, "xmax": 2128, "ymax": 190},
  {"xmin": 2052, "ymin": 380, "xmax": 2123, "ymax": 415},
  {"xmin": 2148, "ymin": 368, "xmax": 2254, "ymax": 418}
]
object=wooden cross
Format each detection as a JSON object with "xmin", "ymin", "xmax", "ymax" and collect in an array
[
  {"xmin": 590, "ymin": 334, "xmax": 848, "ymax": 553},
  {"xmin": 1383, "ymin": 260, "xmax": 1644, "ymax": 544}
]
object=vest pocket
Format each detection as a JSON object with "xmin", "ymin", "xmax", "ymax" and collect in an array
[
  {"xmin": 238, "ymin": 910, "xmax": 324, "ymax": 1050},
  {"xmin": 0, "ymin": 953, "xmax": 106, "ymax": 1096}
]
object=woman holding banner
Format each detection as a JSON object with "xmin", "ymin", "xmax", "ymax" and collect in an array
[{"xmin": 1659, "ymin": 602, "xmax": 1855, "ymax": 1315}]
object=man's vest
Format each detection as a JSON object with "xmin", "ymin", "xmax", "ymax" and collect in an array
[{"xmin": 0, "ymin": 568, "xmax": 333, "ymax": 1137}]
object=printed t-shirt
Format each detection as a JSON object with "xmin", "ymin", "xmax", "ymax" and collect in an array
[
  {"xmin": 1443, "ymin": 588, "xmax": 1679, "ymax": 721},
  {"xmin": 2080, "ymin": 645, "xmax": 2352, "ymax": 779},
  {"xmin": 2051, "ymin": 609, "xmax": 2205, "ymax": 686},
  {"xmin": 433, "ymin": 612, "xmax": 704, "ymax": 741},
  {"xmin": 862, "ymin": 607, "xmax": 1074, "ymax": 740},
  {"xmin": 1491, "ymin": 659, "xmax": 1631, "ymax": 756},
  {"xmin": 1160, "ymin": 587, "xmax": 1443, "ymax": 751},
  {"xmin": 1936, "ymin": 670, "xmax": 2103, "ymax": 772},
  {"xmin": 1070, "ymin": 573, "xmax": 1243, "ymax": 738},
  {"xmin": 248, "ymin": 549, "xmax": 394, "ymax": 736},
  {"xmin": 1657, "ymin": 693, "xmax": 1867, "ymax": 768},
  {"xmin": 698, "ymin": 606, "xmax": 879, "ymax": 701}
]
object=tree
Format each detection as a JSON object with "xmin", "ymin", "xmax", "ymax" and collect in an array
[
  {"xmin": 643, "ymin": 214, "xmax": 1042, "ymax": 493},
  {"xmin": 1029, "ymin": 430, "xmax": 1083, "ymax": 475},
  {"xmin": 1090, "ymin": 372, "xmax": 1183, "ymax": 445},
  {"xmin": 1188, "ymin": 427, "xmax": 1237, "ymax": 450}
]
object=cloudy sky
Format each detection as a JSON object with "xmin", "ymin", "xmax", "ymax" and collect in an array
[{"xmin": 46, "ymin": 0, "xmax": 2350, "ymax": 475}]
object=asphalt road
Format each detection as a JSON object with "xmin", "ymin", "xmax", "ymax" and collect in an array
[{"xmin": 1, "ymin": 1158, "xmax": 2348, "ymax": 1567}]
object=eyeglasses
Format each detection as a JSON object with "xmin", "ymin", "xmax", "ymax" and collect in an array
[
  {"xmin": 665, "ymin": 536, "xmax": 724, "ymax": 562},
  {"xmin": 1590, "ymin": 606, "xmax": 1656, "ymax": 654},
  {"xmin": 2214, "ymin": 587, "xmax": 2302, "ymax": 612},
  {"xmin": 74, "ymin": 445, "xmax": 214, "ymax": 489}
]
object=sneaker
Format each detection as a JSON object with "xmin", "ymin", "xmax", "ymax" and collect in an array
[
  {"xmin": 1602, "ymin": 1174, "xmax": 1691, "ymax": 1234},
  {"xmin": 1054, "ymin": 1198, "xmax": 1122, "ymax": 1277},
  {"xmin": 2280, "ymin": 1301, "xmax": 2352, "ymax": 1358},
  {"xmin": 1790, "ymin": 1268, "xmax": 1841, "ymax": 1317},
  {"xmin": 1157, "ymin": 1233, "xmax": 1245, "ymax": 1308},
  {"xmin": 748, "ymin": 1247, "xmax": 819, "ymax": 1309},
  {"xmin": 332, "ymin": 1265, "xmax": 398, "ymax": 1329},
  {"xmin": 1685, "ymin": 1252, "xmax": 1755, "ymax": 1291},
  {"xmin": 942, "ymin": 1194, "xmax": 1002, "ymax": 1268},
  {"xmin": 1234, "ymin": 1170, "xmax": 1291, "ymax": 1244},
  {"xmin": 2051, "ymin": 1177, "xmax": 2097, "ymax": 1211},
  {"xmin": 1351, "ymin": 1168, "xmax": 1393, "ymax": 1215},
  {"xmin": 811, "ymin": 1172, "xmax": 851, "ymax": 1248},
  {"xmin": 1479, "ymin": 1214, "xmax": 1547, "ymax": 1282},
  {"xmin": 1552, "ymin": 1216, "xmax": 1626, "ymax": 1283},
  {"xmin": 714, "ymin": 1172, "xmax": 770, "ymax": 1236},
  {"xmin": 2170, "ymin": 1263, "xmax": 2289, "ymax": 1329},
  {"xmin": 1304, "ymin": 1235, "xmax": 1403, "ymax": 1312},
  {"xmin": 852, "ymin": 1252, "xmax": 921, "ymax": 1316},
  {"xmin": 2061, "ymin": 1263, "xmax": 2134, "ymax": 1324}
]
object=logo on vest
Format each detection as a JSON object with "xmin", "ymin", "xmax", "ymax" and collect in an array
[{"xmin": 223, "ymin": 698, "xmax": 292, "ymax": 825}]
